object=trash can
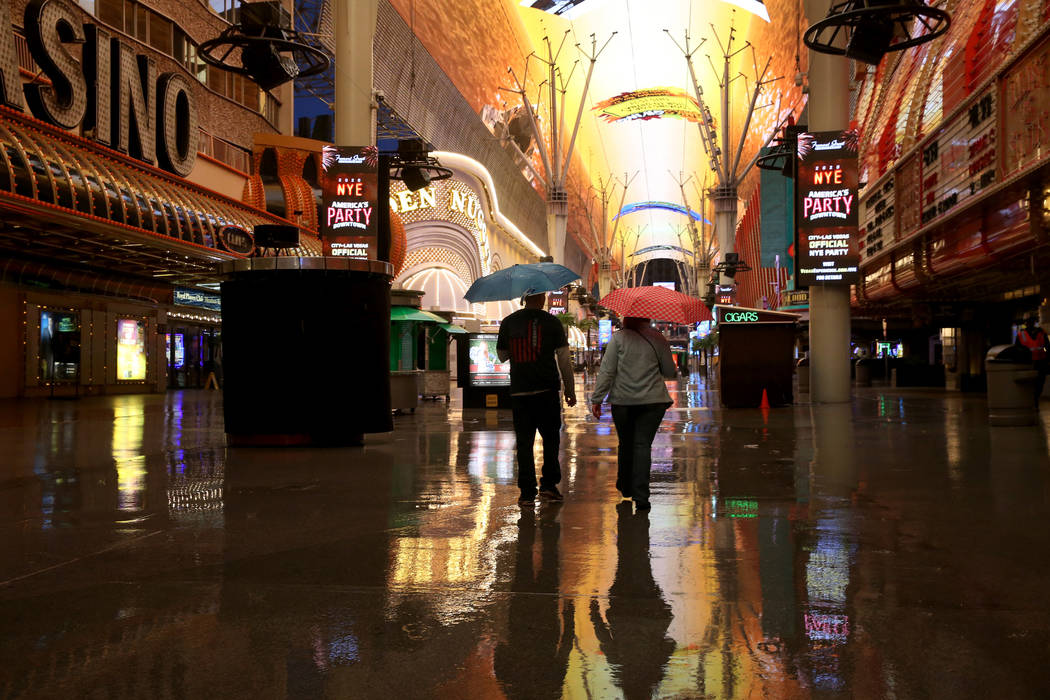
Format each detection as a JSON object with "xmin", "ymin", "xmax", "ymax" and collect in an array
[
  {"xmin": 854, "ymin": 359, "xmax": 873, "ymax": 387},
  {"xmin": 797, "ymin": 356, "xmax": 810, "ymax": 394},
  {"xmin": 985, "ymin": 344, "xmax": 1038, "ymax": 426}
]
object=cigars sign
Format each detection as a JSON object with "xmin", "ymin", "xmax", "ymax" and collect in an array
[
  {"xmin": 0, "ymin": 0, "xmax": 198, "ymax": 176},
  {"xmin": 796, "ymin": 130, "xmax": 860, "ymax": 286}
]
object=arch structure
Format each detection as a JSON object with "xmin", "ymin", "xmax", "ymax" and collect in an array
[{"xmin": 392, "ymin": 152, "xmax": 544, "ymax": 321}]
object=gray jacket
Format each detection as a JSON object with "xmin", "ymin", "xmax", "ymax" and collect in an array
[{"xmin": 590, "ymin": 328, "xmax": 678, "ymax": 405}]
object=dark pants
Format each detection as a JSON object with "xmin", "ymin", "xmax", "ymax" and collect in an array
[
  {"xmin": 611, "ymin": 403, "xmax": 669, "ymax": 504},
  {"xmin": 511, "ymin": 391, "xmax": 562, "ymax": 495},
  {"xmin": 1036, "ymin": 360, "xmax": 1048, "ymax": 406}
]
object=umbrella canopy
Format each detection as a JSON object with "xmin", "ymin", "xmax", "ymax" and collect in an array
[
  {"xmin": 463, "ymin": 263, "xmax": 580, "ymax": 302},
  {"xmin": 599, "ymin": 286, "xmax": 712, "ymax": 324}
]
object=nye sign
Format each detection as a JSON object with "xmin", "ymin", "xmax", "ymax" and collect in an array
[
  {"xmin": 796, "ymin": 130, "xmax": 859, "ymax": 286},
  {"xmin": 321, "ymin": 145, "xmax": 378, "ymax": 259},
  {"xmin": 593, "ymin": 87, "xmax": 704, "ymax": 123}
]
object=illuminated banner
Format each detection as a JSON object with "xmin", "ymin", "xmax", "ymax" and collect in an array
[
  {"xmin": 796, "ymin": 130, "xmax": 859, "ymax": 286},
  {"xmin": 547, "ymin": 289, "xmax": 567, "ymax": 314},
  {"xmin": 321, "ymin": 145, "xmax": 378, "ymax": 259},
  {"xmin": 593, "ymin": 87, "xmax": 703, "ymax": 124}
]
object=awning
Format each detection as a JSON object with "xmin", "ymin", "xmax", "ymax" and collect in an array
[
  {"xmin": 438, "ymin": 322, "xmax": 468, "ymax": 334},
  {"xmin": 0, "ymin": 110, "xmax": 321, "ymax": 287},
  {"xmin": 390, "ymin": 306, "xmax": 447, "ymax": 323}
]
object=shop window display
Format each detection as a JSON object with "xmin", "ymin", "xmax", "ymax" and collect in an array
[
  {"xmin": 117, "ymin": 319, "xmax": 148, "ymax": 381},
  {"xmin": 40, "ymin": 311, "xmax": 80, "ymax": 382}
]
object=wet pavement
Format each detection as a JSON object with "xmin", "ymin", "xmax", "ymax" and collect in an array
[{"xmin": 2, "ymin": 376, "xmax": 1050, "ymax": 698}]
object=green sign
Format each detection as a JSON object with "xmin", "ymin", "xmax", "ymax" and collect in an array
[
  {"xmin": 723, "ymin": 311, "xmax": 760, "ymax": 323},
  {"xmin": 722, "ymin": 498, "xmax": 759, "ymax": 518}
]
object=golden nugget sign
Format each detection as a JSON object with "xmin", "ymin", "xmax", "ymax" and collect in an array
[
  {"xmin": 389, "ymin": 180, "xmax": 492, "ymax": 274},
  {"xmin": 593, "ymin": 87, "xmax": 703, "ymax": 123},
  {"xmin": 0, "ymin": 0, "xmax": 198, "ymax": 176},
  {"xmin": 389, "ymin": 184, "xmax": 487, "ymax": 233}
]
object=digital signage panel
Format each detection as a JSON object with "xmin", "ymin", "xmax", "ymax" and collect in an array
[
  {"xmin": 166, "ymin": 333, "xmax": 185, "ymax": 369},
  {"xmin": 116, "ymin": 319, "xmax": 147, "ymax": 380},
  {"xmin": 547, "ymin": 289, "xmax": 567, "ymax": 314},
  {"xmin": 796, "ymin": 130, "xmax": 859, "ymax": 286},
  {"xmin": 321, "ymin": 145, "xmax": 378, "ymax": 260},
  {"xmin": 598, "ymin": 319, "xmax": 612, "ymax": 346},
  {"xmin": 468, "ymin": 334, "xmax": 511, "ymax": 387}
]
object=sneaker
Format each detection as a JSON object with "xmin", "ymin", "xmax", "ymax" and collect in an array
[
  {"xmin": 518, "ymin": 491, "xmax": 536, "ymax": 505},
  {"xmin": 538, "ymin": 487, "xmax": 564, "ymax": 502}
]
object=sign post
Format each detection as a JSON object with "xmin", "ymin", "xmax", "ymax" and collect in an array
[{"xmin": 803, "ymin": 4, "xmax": 853, "ymax": 404}]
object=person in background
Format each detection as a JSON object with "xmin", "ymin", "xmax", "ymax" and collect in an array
[
  {"xmin": 589, "ymin": 317, "xmax": 677, "ymax": 511},
  {"xmin": 1017, "ymin": 316, "xmax": 1050, "ymax": 406},
  {"xmin": 497, "ymin": 292, "xmax": 577, "ymax": 505}
]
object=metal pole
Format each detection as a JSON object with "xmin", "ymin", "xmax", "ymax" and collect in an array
[
  {"xmin": 334, "ymin": 0, "xmax": 377, "ymax": 146},
  {"xmin": 806, "ymin": 0, "xmax": 851, "ymax": 403}
]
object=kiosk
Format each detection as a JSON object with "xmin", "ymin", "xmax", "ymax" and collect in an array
[
  {"xmin": 716, "ymin": 305, "xmax": 800, "ymax": 408},
  {"xmin": 457, "ymin": 332, "xmax": 512, "ymax": 408}
]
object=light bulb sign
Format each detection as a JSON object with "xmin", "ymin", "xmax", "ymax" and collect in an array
[
  {"xmin": 321, "ymin": 145, "xmax": 378, "ymax": 259},
  {"xmin": 796, "ymin": 130, "xmax": 859, "ymax": 286}
]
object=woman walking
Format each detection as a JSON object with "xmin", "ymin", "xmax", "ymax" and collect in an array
[{"xmin": 589, "ymin": 317, "xmax": 678, "ymax": 510}]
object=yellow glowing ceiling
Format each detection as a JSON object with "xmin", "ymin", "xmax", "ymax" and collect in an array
[{"xmin": 513, "ymin": 0, "xmax": 798, "ymax": 266}]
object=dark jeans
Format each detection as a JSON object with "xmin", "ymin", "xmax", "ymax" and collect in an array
[
  {"xmin": 611, "ymin": 403, "xmax": 669, "ymax": 504},
  {"xmin": 511, "ymin": 391, "xmax": 562, "ymax": 494},
  {"xmin": 1036, "ymin": 360, "xmax": 1048, "ymax": 406}
]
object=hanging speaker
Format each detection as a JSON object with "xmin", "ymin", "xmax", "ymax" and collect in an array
[
  {"xmin": 254, "ymin": 224, "xmax": 299, "ymax": 248},
  {"xmin": 401, "ymin": 166, "xmax": 431, "ymax": 192}
]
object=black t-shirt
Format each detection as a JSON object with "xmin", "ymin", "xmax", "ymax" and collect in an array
[{"xmin": 496, "ymin": 308, "xmax": 568, "ymax": 394}]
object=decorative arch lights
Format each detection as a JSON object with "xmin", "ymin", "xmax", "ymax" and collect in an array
[
  {"xmin": 613, "ymin": 201, "xmax": 711, "ymax": 223},
  {"xmin": 400, "ymin": 267, "xmax": 477, "ymax": 315},
  {"xmin": 593, "ymin": 87, "xmax": 704, "ymax": 123}
]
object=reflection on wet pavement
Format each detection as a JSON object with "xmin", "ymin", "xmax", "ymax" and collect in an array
[{"xmin": 2, "ymin": 379, "xmax": 1050, "ymax": 698}]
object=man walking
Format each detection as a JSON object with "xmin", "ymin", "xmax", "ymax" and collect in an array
[{"xmin": 497, "ymin": 292, "xmax": 577, "ymax": 504}]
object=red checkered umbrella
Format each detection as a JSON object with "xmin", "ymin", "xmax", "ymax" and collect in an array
[{"xmin": 599, "ymin": 286, "xmax": 713, "ymax": 323}]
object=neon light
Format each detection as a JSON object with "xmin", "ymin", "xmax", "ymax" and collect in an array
[
  {"xmin": 630, "ymin": 245, "xmax": 694, "ymax": 257},
  {"xmin": 613, "ymin": 201, "xmax": 710, "ymax": 223}
]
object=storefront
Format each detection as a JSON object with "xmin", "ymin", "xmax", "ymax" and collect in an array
[
  {"xmin": 166, "ymin": 288, "xmax": 223, "ymax": 389},
  {"xmin": 389, "ymin": 152, "xmax": 545, "ymax": 327}
]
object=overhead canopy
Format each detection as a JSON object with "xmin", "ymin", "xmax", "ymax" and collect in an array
[
  {"xmin": 438, "ymin": 322, "xmax": 468, "ymax": 334},
  {"xmin": 390, "ymin": 306, "xmax": 447, "ymax": 323}
]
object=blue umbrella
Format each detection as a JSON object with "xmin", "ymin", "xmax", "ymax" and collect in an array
[{"xmin": 463, "ymin": 263, "xmax": 581, "ymax": 302}]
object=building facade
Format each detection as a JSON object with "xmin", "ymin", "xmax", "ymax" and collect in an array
[{"xmin": 0, "ymin": 0, "xmax": 304, "ymax": 398}]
